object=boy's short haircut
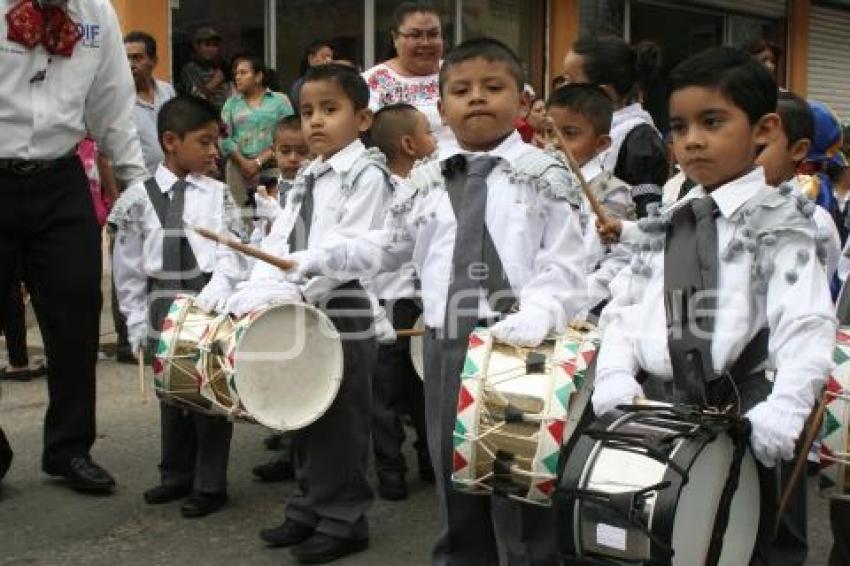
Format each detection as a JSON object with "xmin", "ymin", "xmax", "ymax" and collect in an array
[
  {"xmin": 274, "ymin": 114, "xmax": 302, "ymax": 139},
  {"xmin": 124, "ymin": 31, "xmax": 157, "ymax": 58},
  {"xmin": 439, "ymin": 37, "xmax": 525, "ymax": 94},
  {"xmin": 301, "ymin": 63, "xmax": 370, "ymax": 111},
  {"xmin": 371, "ymin": 103, "xmax": 419, "ymax": 161},
  {"xmin": 669, "ymin": 46, "xmax": 777, "ymax": 125},
  {"xmin": 546, "ymin": 84, "xmax": 614, "ymax": 135},
  {"xmin": 776, "ymin": 91, "xmax": 814, "ymax": 148},
  {"xmin": 157, "ymin": 95, "xmax": 219, "ymax": 146}
]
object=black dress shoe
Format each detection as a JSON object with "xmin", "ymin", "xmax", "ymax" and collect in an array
[
  {"xmin": 143, "ymin": 483, "xmax": 193, "ymax": 504},
  {"xmin": 43, "ymin": 457, "xmax": 116, "ymax": 494},
  {"xmin": 252, "ymin": 458, "xmax": 294, "ymax": 482},
  {"xmin": 377, "ymin": 472, "xmax": 408, "ymax": 501},
  {"xmin": 180, "ymin": 491, "xmax": 227, "ymax": 518},
  {"xmin": 291, "ymin": 533, "xmax": 368, "ymax": 564},
  {"xmin": 116, "ymin": 347, "xmax": 138, "ymax": 365},
  {"xmin": 259, "ymin": 519, "xmax": 314, "ymax": 547}
]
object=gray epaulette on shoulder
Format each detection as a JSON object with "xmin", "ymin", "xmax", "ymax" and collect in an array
[
  {"xmin": 106, "ymin": 182, "xmax": 147, "ymax": 231},
  {"xmin": 341, "ymin": 147, "xmax": 393, "ymax": 196},
  {"xmin": 513, "ymin": 148, "xmax": 582, "ymax": 207}
]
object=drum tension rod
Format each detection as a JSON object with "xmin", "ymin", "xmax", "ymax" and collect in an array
[{"xmin": 491, "ymin": 451, "xmax": 523, "ymax": 497}]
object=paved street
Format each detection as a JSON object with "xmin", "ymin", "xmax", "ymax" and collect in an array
[{"xmin": 0, "ymin": 254, "xmax": 837, "ymax": 565}]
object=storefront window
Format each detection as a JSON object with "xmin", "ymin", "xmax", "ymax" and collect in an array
[
  {"xmin": 580, "ymin": 0, "xmax": 626, "ymax": 37},
  {"xmin": 374, "ymin": 0, "xmax": 457, "ymax": 64}
]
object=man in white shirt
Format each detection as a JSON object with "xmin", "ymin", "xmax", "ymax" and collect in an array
[{"xmin": 0, "ymin": 0, "xmax": 147, "ymax": 495}]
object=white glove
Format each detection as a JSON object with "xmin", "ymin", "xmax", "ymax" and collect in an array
[
  {"xmin": 127, "ymin": 318, "xmax": 148, "ymax": 356},
  {"xmin": 373, "ymin": 308, "xmax": 397, "ymax": 345},
  {"xmin": 224, "ymin": 279, "xmax": 302, "ymax": 317},
  {"xmin": 591, "ymin": 375, "xmax": 644, "ymax": 416},
  {"xmin": 194, "ymin": 278, "xmax": 233, "ymax": 314},
  {"xmin": 490, "ymin": 306, "xmax": 551, "ymax": 347},
  {"xmin": 254, "ymin": 187, "xmax": 283, "ymax": 222},
  {"xmin": 746, "ymin": 401, "xmax": 805, "ymax": 468},
  {"xmin": 285, "ymin": 249, "xmax": 324, "ymax": 283}
]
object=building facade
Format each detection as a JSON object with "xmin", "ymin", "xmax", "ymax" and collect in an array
[{"xmin": 112, "ymin": 0, "xmax": 849, "ymax": 123}]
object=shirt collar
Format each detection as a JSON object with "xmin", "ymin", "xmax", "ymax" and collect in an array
[
  {"xmin": 580, "ymin": 156, "xmax": 604, "ymax": 183},
  {"xmin": 436, "ymin": 130, "xmax": 526, "ymax": 166},
  {"xmin": 682, "ymin": 167, "xmax": 766, "ymax": 219},
  {"xmin": 308, "ymin": 139, "xmax": 366, "ymax": 176},
  {"xmin": 154, "ymin": 164, "xmax": 207, "ymax": 193}
]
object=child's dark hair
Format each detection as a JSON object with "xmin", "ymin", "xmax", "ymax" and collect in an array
[
  {"xmin": 439, "ymin": 37, "xmax": 524, "ymax": 94},
  {"xmin": 274, "ymin": 115, "xmax": 303, "ymax": 139},
  {"xmin": 124, "ymin": 30, "xmax": 157, "ymax": 58},
  {"xmin": 371, "ymin": 103, "xmax": 419, "ymax": 161},
  {"xmin": 302, "ymin": 63, "xmax": 370, "ymax": 111},
  {"xmin": 776, "ymin": 91, "xmax": 813, "ymax": 148},
  {"xmin": 546, "ymin": 84, "xmax": 614, "ymax": 135},
  {"xmin": 571, "ymin": 36, "xmax": 661, "ymax": 101},
  {"xmin": 669, "ymin": 47, "xmax": 777, "ymax": 125},
  {"xmin": 298, "ymin": 39, "xmax": 335, "ymax": 77},
  {"xmin": 157, "ymin": 96, "xmax": 219, "ymax": 146}
]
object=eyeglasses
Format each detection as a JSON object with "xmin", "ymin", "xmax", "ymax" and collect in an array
[{"xmin": 396, "ymin": 28, "xmax": 442, "ymax": 42}]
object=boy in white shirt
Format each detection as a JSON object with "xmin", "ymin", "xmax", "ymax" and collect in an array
[
  {"xmin": 592, "ymin": 47, "xmax": 836, "ymax": 565},
  {"xmin": 110, "ymin": 96, "xmax": 246, "ymax": 518},
  {"xmin": 289, "ymin": 38, "xmax": 586, "ymax": 565}
]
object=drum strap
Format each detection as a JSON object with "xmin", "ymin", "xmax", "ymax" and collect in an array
[
  {"xmin": 443, "ymin": 155, "xmax": 517, "ymax": 318},
  {"xmin": 664, "ymin": 196, "xmax": 720, "ymax": 406}
]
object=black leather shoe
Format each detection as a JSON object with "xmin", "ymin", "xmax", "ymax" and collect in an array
[
  {"xmin": 143, "ymin": 483, "xmax": 192, "ymax": 504},
  {"xmin": 43, "ymin": 457, "xmax": 116, "ymax": 494},
  {"xmin": 377, "ymin": 472, "xmax": 408, "ymax": 501},
  {"xmin": 260, "ymin": 519, "xmax": 314, "ymax": 547},
  {"xmin": 180, "ymin": 491, "xmax": 227, "ymax": 518},
  {"xmin": 116, "ymin": 347, "xmax": 138, "ymax": 365},
  {"xmin": 291, "ymin": 533, "xmax": 368, "ymax": 564},
  {"xmin": 252, "ymin": 458, "xmax": 294, "ymax": 482}
]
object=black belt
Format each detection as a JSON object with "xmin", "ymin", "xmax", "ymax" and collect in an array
[{"xmin": 0, "ymin": 150, "xmax": 77, "ymax": 176}]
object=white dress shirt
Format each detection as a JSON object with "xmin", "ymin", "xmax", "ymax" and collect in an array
[
  {"xmin": 260, "ymin": 139, "xmax": 393, "ymax": 303},
  {"xmin": 596, "ymin": 167, "xmax": 836, "ymax": 423},
  {"xmin": 110, "ymin": 164, "xmax": 246, "ymax": 326},
  {"xmin": 786, "ymin": 177, "xmax": 841, "ymax": 280},
  {"xmin": 313, "ymin": 131, "xmax": 588, "ymax": 329},
  {"xmin": 0, "ymin": 0, "xmax": 147, "ymax": 186}
]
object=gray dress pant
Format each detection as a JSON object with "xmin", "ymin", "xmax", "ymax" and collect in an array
[
  {"xmin": 285, "ymin": 281, "xmax": 377, "ymax": 541},
  {"xmin": 423, "ymin": 330, "xmax": 559, "ymax": 566}
]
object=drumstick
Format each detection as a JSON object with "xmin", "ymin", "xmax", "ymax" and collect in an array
[
  {"xmin": 774, "ymin": 392, "xmax": 828, "ymax": 535},
  {"xmin": 193, "ymin": 226, "xmax": 295, "ymax": 272},
  {"xmin": 138, "ymin": 346, "xmax": 147, "ymax": 403},
  {"xmin": 544, "ymin": 116, "xmax": 609, "ymax": 225},
  {"xmin": 396, "ymin": 328, "xmax": 425, "ymax": 338}
]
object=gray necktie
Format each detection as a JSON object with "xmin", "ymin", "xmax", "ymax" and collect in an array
[
  {"xmin": 692, "ymin": 195, "xmax": 720, "ymax": 326},
  {"xmin": 288, "ymin": 173, "xmax": 316, "ymax": 252},
  {"xmin": 444, "ymin": 155, "xmax": 500, "ymax": 338},
  {"xmin": 161, "ymin": 179, "xmax": 190, "ymax": 289}
]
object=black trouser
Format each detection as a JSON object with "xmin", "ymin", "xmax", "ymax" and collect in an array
[
  {"xmin": 0, "ymin": 157, "xmax": 101, "ymax": 467},
  {"xmin": 1, "ymin": 256, "xmax": 28, "ymax": 367},
  {"xmin": 285, "ymin": 281, "xmax": 377, "ymax": 541},
  {"xmin": 372, "ymin": 298, "xmax": 429, "ymax": 477},
  {"xmin": 830, "ymin": 499, "xmax": 850, "ymax": 566}
]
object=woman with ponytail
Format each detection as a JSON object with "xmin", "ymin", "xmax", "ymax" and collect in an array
[{"xmin": 562, "ymin": 36, "xmax": 669, "ymax": 217}]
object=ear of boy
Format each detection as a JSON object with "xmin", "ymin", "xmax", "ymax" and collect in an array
[
  {"xmin": 790, "ymin": 138, "xmax": 811, "ymax": 164},
  {"xmin": 753, "ymin": 113, "xmax": 782, "ymax": 155},
  {"xmin": 595, "ymin": 134, "xmax": 612, "ymax": 155},
  {"xmin": 356, "ymin": 108, "xmax": 374, "ymax": 134}
]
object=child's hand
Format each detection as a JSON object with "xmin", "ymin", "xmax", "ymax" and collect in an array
[{"xmin": 596, "ymin": 217, "xmax": 623, "ymax": 245}]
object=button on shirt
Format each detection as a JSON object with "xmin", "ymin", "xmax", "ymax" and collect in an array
[
  {"xmin": 0, "ymin": 0, "xmax": 147, "ymax": 186},
  {"xmin": 134, "ymin": 79, "xmax": 176, "ymax": 175},
  {"xmin": 596, "ymin": 167, "xmax": 836, "ymax": 417},
  {"xmin": 320, "ymin": 132, "xmax": 587, "ymax": 329},
  {"xmin": 111, "ymin": 164, "xmax": 245, "ymax": 325}
]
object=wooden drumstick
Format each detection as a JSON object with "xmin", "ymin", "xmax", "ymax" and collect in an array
[
  {"xmin": 774, "ymin": 392, "xmax": 828, "ymax": 535},
  {"xmin": 544, "ymin": 116, "xmax": 609, "ymax": 225},
  {"xmin": 396, "ymin": 328, "xmax": 426, "ymax": 338},
  {"xmin": 193, "ymin": 226, "xmax": 295, "ymax": 272}
]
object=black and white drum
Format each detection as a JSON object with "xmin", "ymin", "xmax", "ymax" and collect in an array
[{"xmin": 556, "ymin": 405, "xmax": 760, "ymax": 565}]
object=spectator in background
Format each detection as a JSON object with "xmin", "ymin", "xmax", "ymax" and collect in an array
[
  {"xmin": 290, "ymin": 40, "xmax": 335, "ymax": 110},
  {"xmin": 220, "ymin": 54, "xmax": 294, "ymax": 208},
  {"xmin": 746, "ymin": 37, "xmax": 783, "ymax": 83},
  {"xmin": 179, "ymin": 27, "xmax": 230, "ymax": 111}
]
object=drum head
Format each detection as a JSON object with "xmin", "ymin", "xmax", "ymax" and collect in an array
[
  {"xmin": 410, "ymin": 315, "xmax": 425, "ymax": 380},
  {"xmin": 231, "ymin": 302, "xmax": 343, "ymax": 431}
]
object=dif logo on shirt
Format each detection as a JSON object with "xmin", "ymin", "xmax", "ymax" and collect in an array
[{"xmin": 75, "ymin": 23, "xmax": 101, "ymax": 48}]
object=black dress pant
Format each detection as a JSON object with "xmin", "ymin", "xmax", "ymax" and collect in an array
[
  {"xmin": 0, "ymin": 158, "xmax": 101, "ymax": 467},
  {"xmin": 830, "ymin": 499, "xmax": 850, "ymax": 566},
  {"xmin": 1, "ymin": 256, "xmax": 28, "ymax": 367},
  {"xmin": 372, "ymin": 298, "xmax": 429, "ymax": 477}
]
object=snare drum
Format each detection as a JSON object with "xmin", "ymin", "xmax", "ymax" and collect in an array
[
  {"xmin": 198, "ymin": 302, "xmax": 343, "ymax": 431},
  {"xmin": 152, "ymin": 295, "xmax": 221, "ymax": 414},
  {"xmin": 557, "ymin": 406, "xmax": 760, "ymax": 565},
  {"xmin": 451, "ymin": 325, "xmax": 599, "ymax": 505},
  {"xmin": 819, "ymin": 326, "xmax": 850, "ymax": 499}
]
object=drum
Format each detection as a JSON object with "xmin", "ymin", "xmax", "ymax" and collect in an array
[
  {"xmin": 152, "ymin": 295, "xmax": 221, "ymax": 414},
  {"xmin": 198, "ymin": 302, "xmax": 343, "ymax": 431},
  {"xmin": 557, "ymin": 405, "xmax": 760, "ymax": 565},
  {"xmin": 819, "ymin": 326, "xmax": 850, "ymax": 500},
  {"xmin": 410, "ymin": 315, "xmax": 425, "ymax": 380},
  {"xmin": 451, "ymin": 325, "xmax": 600, "ymax": 505}
]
